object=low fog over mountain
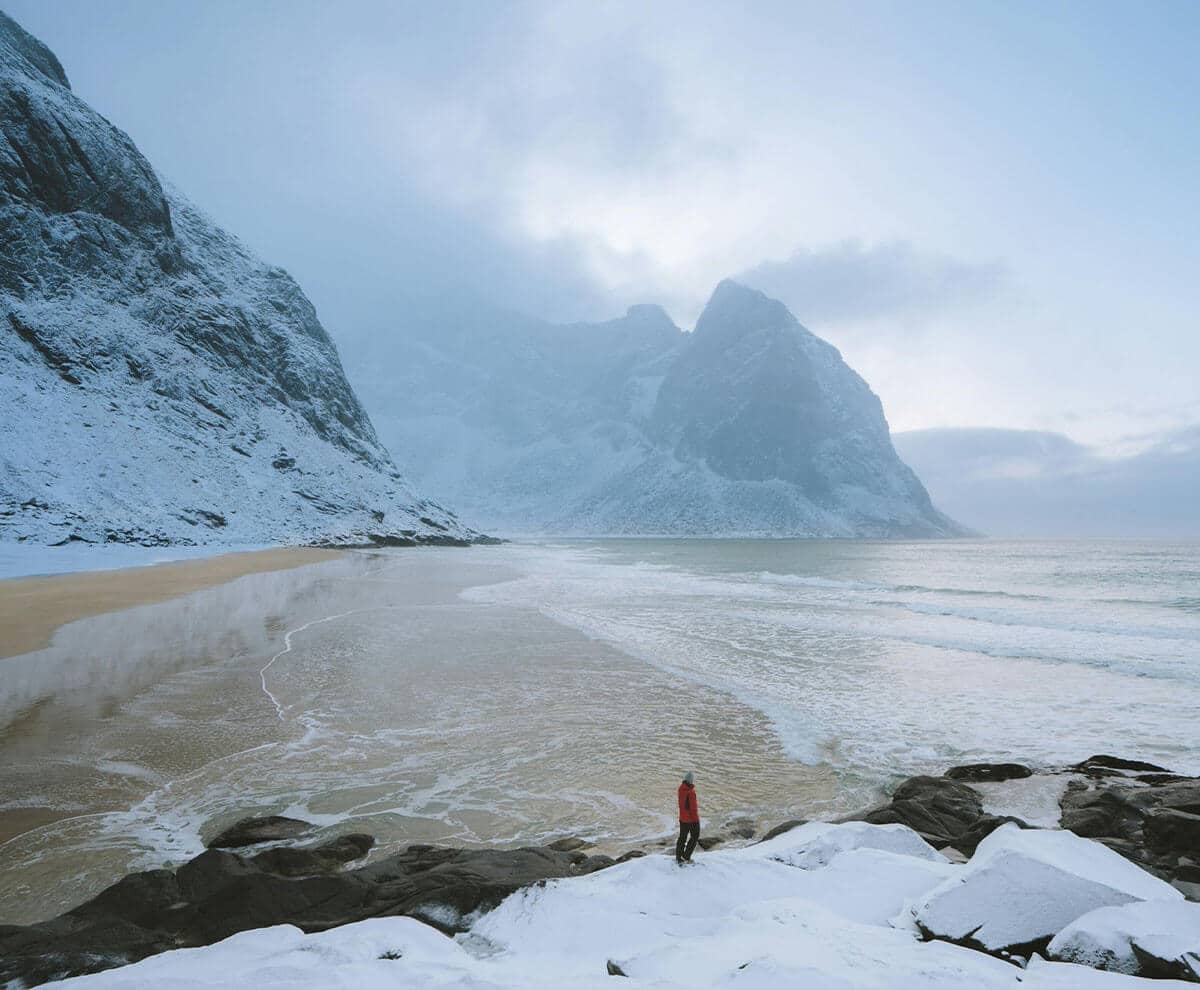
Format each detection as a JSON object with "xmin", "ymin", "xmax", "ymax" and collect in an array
[{"xmin": 348, "ymin": 281, "xmax": 961, "ymax": 537}]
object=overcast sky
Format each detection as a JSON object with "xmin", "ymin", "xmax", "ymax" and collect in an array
[{"xmin": 8, "ymin": 0, "xmax": 1198, "ymax": 450}]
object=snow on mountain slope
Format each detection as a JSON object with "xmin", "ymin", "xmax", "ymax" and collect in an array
[
  {"xmin": 351, "ymin": 282, "xmax": 962, "ymax": 537},
  {"xmin": 0, "ymin": 11, "xmax": 471, "ymax": 547}
]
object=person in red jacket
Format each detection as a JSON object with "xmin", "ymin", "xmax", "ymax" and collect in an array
[{"xmin": 676, "ymin": 771, "xmax": 700, "ymax": 864}]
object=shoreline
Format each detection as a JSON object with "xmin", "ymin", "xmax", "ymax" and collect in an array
[
  {"xmin": 0, "ymin": 546, "xmax": 343, "ymax": 660},
  {"xmin": 2, "ymin": 754, "xmax": 1196, "ymax": 988},
  {"xmin": 0, "ymin": 545, "xmax": 832, "ymax": 929}
]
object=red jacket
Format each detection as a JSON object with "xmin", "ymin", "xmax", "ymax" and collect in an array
[{"xmin": 678, "ymin": 781, "xmax": 699, "ymax": 823}]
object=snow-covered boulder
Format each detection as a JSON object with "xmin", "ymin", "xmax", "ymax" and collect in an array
[
  {"xmin": 913, "ymin": 823, "xmax": 1183, "ymax": 954},
  {"xmin": 1047, "ymin": 900, "xmax": 1200, "ymax": 981},
  {"xmin": 749, "ymin": 819, "xmax": 947, "ymax": 869}
]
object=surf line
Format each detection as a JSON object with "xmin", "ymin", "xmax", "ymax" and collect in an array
[
  {"xmin": 259, "ymin": 602, "xmax": 478, "ymax": 721},
  {"xmin": 259, "ymin": 607, "xmax": 379, "ymax": 721}
]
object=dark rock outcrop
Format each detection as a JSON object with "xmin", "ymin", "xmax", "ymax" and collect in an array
[
  {"xmin": 857, "ymin": 759, "xmax": 1197, "ymax": 896},
  {"xmin": 250, "ymin": 834, "xmax": 375, "ymax": 877},
  {"xmin": 760, "ymin": 819, "xmax": 808, "ymax": 843},
  {"xmin": 857, "ymin": 775, "xmax": 991, "ymax": 849},
  {"xmin": 1145, "ymin": 809, "xmax": 1200, "ymax": 857},
  {"xmin": 1073, "ymin": 755, "xmax": 1171, "ymax": 776},
  {"xmin": 945, "ymin": 763, "xmax": 1032, "ymax": 783},
  {"xmin": 723, "ymin": 817, "xmax": 757, "ymax": 840},
  {"xmin": 546, "ymin": 836, "xmax": 590, "ymax": 853},
  {"xmin": 0, "ymin": 836, "xmax": 603, "ymax": 988},
  {"xmin": 1059, "ymin": 768, "xmax": 1200, "ymax": 891},
  {"xmin": 206, "ymin": 814, "xmax": 315, "ymax": 849}
]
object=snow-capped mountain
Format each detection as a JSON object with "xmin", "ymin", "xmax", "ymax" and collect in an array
[
  {"xmin": 350, "ymin": 281, "xmax": 962, "ymax": 537},
  {"xmin": 0, "ymin": 12, "xmax": 471, "ymax": 547}
]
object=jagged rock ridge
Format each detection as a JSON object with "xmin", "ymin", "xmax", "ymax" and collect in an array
[
  {"xmin": 0, "ymin": 11, "xmax": 470, "ymax": 547},
  {"xmin": 352, "ymin": 281, "xmax": 962, "ymax": 536}
]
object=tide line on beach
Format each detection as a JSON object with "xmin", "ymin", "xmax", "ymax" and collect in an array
[{"xmin": 0, "ymin": 546, "xmax": 343, "ymax": 660}]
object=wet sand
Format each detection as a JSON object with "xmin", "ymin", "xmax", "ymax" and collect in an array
[{"xmin": 0, "ymin": 547, "xmax": 341, "ymax": 660}]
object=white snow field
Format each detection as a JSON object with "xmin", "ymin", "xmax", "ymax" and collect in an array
[{"xmin": 54, "ymin": 821, "xmax": 1194, "ymax": 989}]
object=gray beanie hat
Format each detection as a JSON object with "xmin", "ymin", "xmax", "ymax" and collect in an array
[{"xmin": 683, "ymin": 771, "xmax": 695, "ymax": 784}]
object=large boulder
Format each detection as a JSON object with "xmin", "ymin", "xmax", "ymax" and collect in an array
[
  {"xmin": 912, "ymin": 823, "xmax": 1183, "ymax": 956},
  {"xmin": 1047, "ymin": 899, "xmax": 1200, "ymax": 981},
  {"xmin": 857, "ymin": 775, "xmax": 985, "ymax": 847},
  {"xmin": 1060, "ymin": 784, "xmax": 1145, "ymax": 841}
]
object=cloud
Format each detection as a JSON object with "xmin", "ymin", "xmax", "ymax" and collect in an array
[
  {"xmin": 893, "ymin": 425, "xmax": 1200, "ymax": 537},
  {"xmin": 738, "ymin": 241, "xmax": 1005, "ymax": 328}
]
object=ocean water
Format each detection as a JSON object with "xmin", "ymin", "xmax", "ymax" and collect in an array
[
  {"xmin": 1, "ymin": 538, "xmax": 1197, "ymax": 924},
  {"xmin": 470, "ymin": 538, "xmax": 1200, "ymax": 778}
]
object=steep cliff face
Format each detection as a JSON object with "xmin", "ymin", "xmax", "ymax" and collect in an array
[
  {"xmin": 0, "ymin": 12, "xmax": 470, "ymax": 546},
  {"xmin": 351, "ymin": 283, "xmax": 961, "ymax": 537}
]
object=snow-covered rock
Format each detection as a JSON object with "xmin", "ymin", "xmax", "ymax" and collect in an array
[
  {"xmin": 0, "ymin": 11, "xmax": 471, "ymax": 548},
  {"xmin": 913, "ymin": 823, "xmax": 1184, "ymax": 954},
  {"xmin": 50, "ymin": 825, "xmax": 1199, "ymax": 989},
  {"xmin": 751, "ymin": 818, "xmax": 947, "ymax": 869},
  {"xmin": 349, "ymin": 282, "xmax": 964, "ymax": 537},
  {"xmin": 1048, "ymin": 900, "xmax": 1200, "ymax": 982}
]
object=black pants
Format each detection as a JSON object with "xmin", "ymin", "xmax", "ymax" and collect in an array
[{"xmin": 676, "ymin": 821, "xmax": 699, "ymax": 862}]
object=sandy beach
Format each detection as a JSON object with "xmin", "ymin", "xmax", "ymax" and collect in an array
[
  {"xmin": 0, "ymin": 545, "xmax": 827, "ymax": 926},
  {"xmin": 0, "ymin": 547, "xmax": 342, "ymax": 660}
]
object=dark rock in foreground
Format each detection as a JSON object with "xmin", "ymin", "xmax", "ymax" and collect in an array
[
  {"xmin": 250, "ymin": 833, "xmax": 375, "ymax": 877},
  {"xmin": 0, "ymin": 835, "xmax": 598, "ymax": 988},
  {"xmin": 206, "ymin": 814, "xmax": 315, "ymax": 849},
  {"xmin": 855, "ymin": 775, "xmax": 1021, "ymax": 853}
]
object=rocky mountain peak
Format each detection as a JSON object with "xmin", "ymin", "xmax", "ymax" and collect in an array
[
  {"xmin": 0, "ymin": 11, "xmax": 68, "ymax": 89},
  {"xmin": 692, "ymin": 278, "xmax": 797, "ymax": 346},
  {"xmin": 0, "ymin": 14, "xmax": 171, "ymax": 236},
  {"xmin": 623, "ymin": 302, "xmax": 674, "ymax": 327},
  {"xmin": 356, "ymin": 276, "xmax": 962, "ymax": 537}
]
